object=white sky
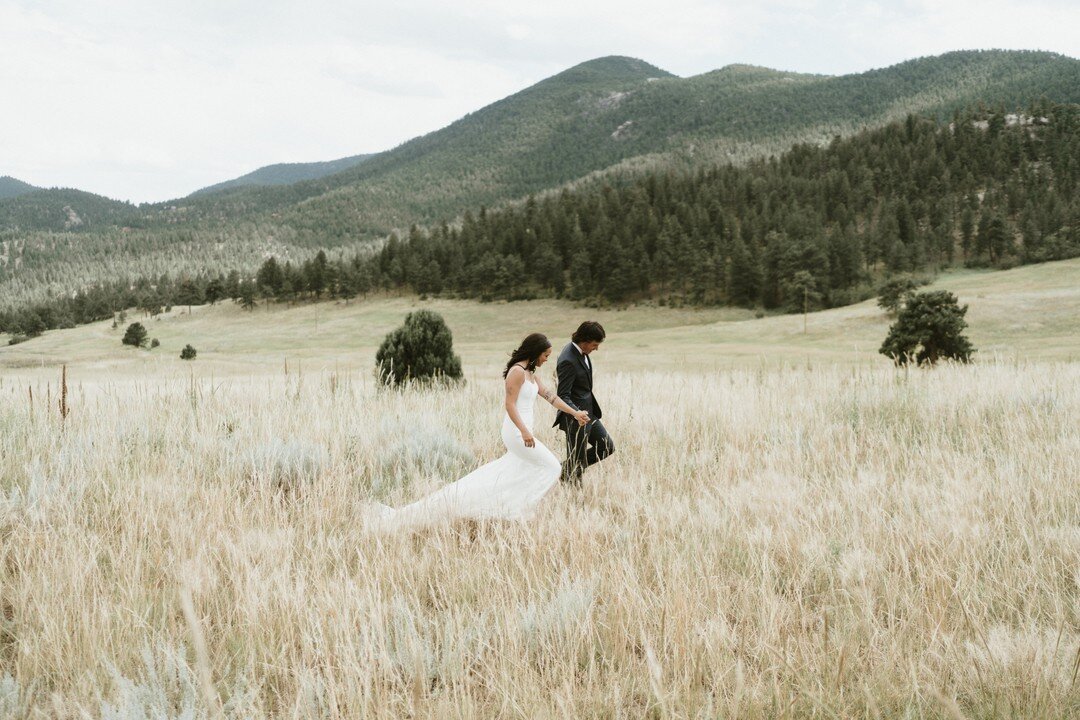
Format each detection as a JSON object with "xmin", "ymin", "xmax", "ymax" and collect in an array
[{"xmin": 2, "ymin": 0, "xmax": 1077, "ymax": 204}]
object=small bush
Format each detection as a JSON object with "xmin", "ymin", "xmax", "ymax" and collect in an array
[
  {"xmin": 150, "ymin": 338, "xmax": 160, "ymax": 349},
  {"xmin": 375, "ymin": 310, "xmax": 463, "ymax": 386},
  {"xmin": 122, "ymin": 323, "xmax": 148, "ymax": 348},
  {"xmin": 244, "ymin": 441, "xmax": 326, "ymax": 496},
  {"xmin": 180, "ymin": 344, "xmax": 197, "ymax": 360},
  {"xmin": 373, "ymin": 418, "xmax": 475, "ymax": 492}
]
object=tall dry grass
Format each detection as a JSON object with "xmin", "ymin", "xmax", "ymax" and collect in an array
[{"xmin": 1, "ymin": 363, "xmax": 1078, "ymax": 718}]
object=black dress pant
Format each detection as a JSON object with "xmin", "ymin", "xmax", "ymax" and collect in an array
[{"xmin": 561, "ymin": 418, "xmax": 614, "ymax": 483}]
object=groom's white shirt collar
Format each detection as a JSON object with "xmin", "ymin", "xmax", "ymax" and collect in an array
[{"xmin": 572, "ymin": 342, "xmax": 590, "ymax": 367}]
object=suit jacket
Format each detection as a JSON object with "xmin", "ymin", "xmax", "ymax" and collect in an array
[{"xmin": 553, "ymin": 342, "xmax": 602, "ymax": 429}]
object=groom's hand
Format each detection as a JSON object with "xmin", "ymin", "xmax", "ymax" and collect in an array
[{"xmin": 573, "ymin": 410, "xmax": 589, "ymax": 426}]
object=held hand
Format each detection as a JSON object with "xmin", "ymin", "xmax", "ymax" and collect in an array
[
  {"xmin": 573, "ymin": 410, "xmax": 590, "ymax": 426},
  {"xmin": 521, "ymin": 431, "xmax": 536, "ymax": 448}
]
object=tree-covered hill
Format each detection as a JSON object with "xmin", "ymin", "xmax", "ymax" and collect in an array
[
  {"xmin": 152, "ymin": 49, "xmax": 1080, "ymax": 243},
  {"xmin": 3, "ymin": 50, "xmax": 1080, "ymax": 307},
  {"xmin": 133, "ymin": 56, "xmax": 680, "ymax": 240},
  {"xmin": 189, "ymin": 153, "xmax": 378, "ymax": 196},
  {"xmin": 355, "ymin": 101, "xmax": 1080, "ymax": 310},
  {"xmin": 0, "ymin": 176, "xmax": 40, "ymax": 200},
  {"xmin": 4, "ymin": 101, "xmax": 1078, "ymax": 340},
  {"xmin": 0, "ymin": 188, "xmax": 136, "ymax": 232}
]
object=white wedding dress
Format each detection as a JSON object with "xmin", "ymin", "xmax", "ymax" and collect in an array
[{"xmin": 372, "ymin": 376, "xmax": 561, "ymax": 531}]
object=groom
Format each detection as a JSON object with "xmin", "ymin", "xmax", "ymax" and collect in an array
[{"xmin": 553, "ymin": 321, "xmax": 615, "ymax": 487}]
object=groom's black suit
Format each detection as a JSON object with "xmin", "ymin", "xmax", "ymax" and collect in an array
[{"xmin": 553, "ymin": 342, "xmax": 614, "ymax": 484}]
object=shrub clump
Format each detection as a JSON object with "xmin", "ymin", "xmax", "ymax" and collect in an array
[
  {"xmin": 244, "ymin": 440, "xmax": 327, "ymax": 496},
  {"xmin": 180, "ymin": 344, "xmax": 197, "ymax": 360},
  {"xmin": 880, "ymin": 290, "xmax": 975, "ymax": 366},
  {"xmin": 375, "ymin": 310, "xmax": 463, "ymax": 386},
  {"xmin": 122, "ymin": 323, "xmax": 148, "ymax": 348}
]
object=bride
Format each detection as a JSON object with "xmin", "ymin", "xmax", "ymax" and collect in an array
[{"xmin": 372, "ymin": 333, "xmax": 590, "ymax": 531}]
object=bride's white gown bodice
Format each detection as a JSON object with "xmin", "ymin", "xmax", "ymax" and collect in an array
[
  {"xmin": 502, "ymin": 373, "xmax": 538, "ymax": 437},
  {"xmin": 376, "ymin": 375, "xmax": 561, "ymax": 530}
]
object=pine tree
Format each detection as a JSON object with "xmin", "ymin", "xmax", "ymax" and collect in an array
[
  {"xmin": 569, "ymin": 249, "xmax": 592, "ymax": 301},
  {"xmin": 175, "ymin": 279, "xmax": 203, "ymax": 313},
  {"xmin": 256, "ymin": 257, "xmax": 284, "ymax": 298},
  {"xmin": 122, "ymin": 322, "xmax": 148, "ymax": 348},
  {"xmin": 204, "ymin": 277, "xmax": 225, "ymax": 305},
  {"xmin": 959, "ymin": 206, "xmax": 976, "ymax": 260},
  {"xmin": 727, "ymin": 236, "xmax": 760, "ymax": 306},
  {"xmin": 239, "ymin": 283, "xmax": 256, "ymax": 311},
  {"xmin": 879, "ymin": 290, "xmax": 975, "ymax": 365},
  {"xmin": 375, "ymin": 310, "xmax": 463, "ymax": 386},
  {"xmin": 306, "ymin": 250, "xmax": 328, "ymax": 297}
]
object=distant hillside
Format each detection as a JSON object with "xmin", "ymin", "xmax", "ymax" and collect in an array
[
  {"xmin": 0, "ymin": 176, "xmax": 39, "ymax": 200},
  {"xmin": 347, "ymin": 101, "xmax": 1080, "ymax": 308},
  {"xmin": 135, "ymin": 56, "xmax": 680, "ymax": 241},
  {"xmin": 4, "ymin": 49, "xmax": 1080, "ymax": 305},
  {"xmin": 0, "ymin": 188, "xmax": 135, "ymax": 232},
  {"xmin": 189, "ymin": 153, "xmax": 377, "ymax": 196},
  {"xmin": 5, "ymin": 101, "xmax": 1079, "ymax": 337},
  {"xmin": 147, "ymin": 50, "xmax": 1080, "ymax": 244}
]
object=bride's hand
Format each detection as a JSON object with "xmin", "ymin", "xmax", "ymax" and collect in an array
[
  {"xmin": 573, "ymin": 410, "xmax": 590, "ymax": 426},
  {"xmin": 521, "ymin": 431, "xmax": 536, "ymax": 448}
]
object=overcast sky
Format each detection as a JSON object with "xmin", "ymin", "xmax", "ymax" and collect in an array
[{"xmin": 2, "ymin": 0, "xmax": 1077, "ymax": 204}]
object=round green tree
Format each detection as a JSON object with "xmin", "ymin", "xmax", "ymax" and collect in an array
[
  {"xmin": 879, "ymin": 290, "xmax": 975, "ymax": 366},
  {"xmin": 180, "ymin": 344, "xmax": 197, "ymax": 360},
  {"xmin": 376, "ymin": 310, "xmax": 463, "ymax": 386},
  {"xmin": 122, "ymin": 322, "xmax": 148, "ymax": 348}
]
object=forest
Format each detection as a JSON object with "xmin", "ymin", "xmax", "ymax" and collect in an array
[{"xmin": 2, "ymin": 100, "xmax": 1077, "ymax": 342}]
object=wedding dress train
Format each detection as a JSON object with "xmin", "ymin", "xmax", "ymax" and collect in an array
[{"xmin": 373, "ymin": 376, "xmax": 561, "ymax": 531}]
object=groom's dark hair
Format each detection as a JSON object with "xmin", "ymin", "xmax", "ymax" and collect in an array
[{"xmin": 572, "ymin": 321, "xmax": 606, "ymax": 344}]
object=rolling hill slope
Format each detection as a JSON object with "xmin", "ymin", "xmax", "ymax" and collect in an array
[
  {"xmin": 3, "ymin": 256, "xmax": 1077, "ymax": 377},
  {"xmin": 9, "ymin": 50, "xmax": 1080, "ymax": 242},
  {"xmin": 3, "ymin": 49, "xmax": 1080, "ymax": 306},
  {"xmin": 162, "ymin": 49, "xmax": 1080, "ymax": 243},
  {"xmin": 0, "ymin": 176, "xmax": 40, "ymax": 200},
  {"xmin": 189, "ymin": 153, "xmax": 377, "ymax": 196},
  {"xmin": 0, "ymin": 188, "xmax": 136, "ymax": 232}
]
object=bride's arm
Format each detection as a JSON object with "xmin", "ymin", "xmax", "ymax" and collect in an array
[
  {"xmin": 536, "ymin": 377, "xmax": 589, "ymax": 424},
  {"xmin": 505, "ymin": 367, "xmax": 535, "ymax": 446}
]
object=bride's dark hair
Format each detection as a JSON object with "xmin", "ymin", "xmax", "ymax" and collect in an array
[{"xmin": 503, "ymin": 333, "xmax": 552, "ymax": 378}]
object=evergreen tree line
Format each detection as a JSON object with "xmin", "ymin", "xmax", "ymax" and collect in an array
[
  {"xmin": 0, "ymin": 250, "xmax": 363, "ymax": 341},
  {"xmin": 2, "ymin": 102, "xmax": 1078, "ymax": 341},
  {"xmin": 0, "ymin": 249, "xmax": 380, "ymax": 342},
  {"xmin": 363, "ymin": 101, "xmax": 1080, "ymax": 310}
]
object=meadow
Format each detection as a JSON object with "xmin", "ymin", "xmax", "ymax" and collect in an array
[{"xmin": 1, "ymin": 259, "xmax": 1079, "ymax": 717}]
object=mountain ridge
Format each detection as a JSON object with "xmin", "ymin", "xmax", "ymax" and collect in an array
[
  {"xmin": 3, "ymin": 48, "xmax": 1080, "ymax": 305},
  {"xmin": 0, "ymin": 176, "xmax": 40, "ymax": 200},
  {"xmin": 189, "ymin": 153, "xmax": 378, "ymax": 197}
]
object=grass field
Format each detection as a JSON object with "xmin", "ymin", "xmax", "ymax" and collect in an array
[
  {"xmin": 2, "ymin": 257, "xmax": 1079, "ymax": 382},
  {"xmin": 1, "ymin": 259, "xmax": 1079, "ymax": 717}
]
